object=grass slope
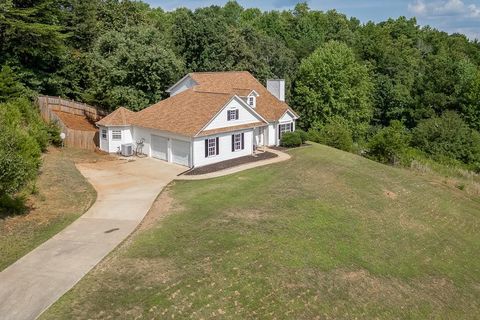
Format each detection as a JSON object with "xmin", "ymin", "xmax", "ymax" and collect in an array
[
  {"xmin": 43, "ymin": 144, "xmax": 480, "ymax": 319},
  {"xmin": 0, "ymin": 148, "xmax": 105, "ymax": 271}
]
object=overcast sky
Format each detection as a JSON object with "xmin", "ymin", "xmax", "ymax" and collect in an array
[{"xmin": 144, "ymin": 0, "xmax": 480, "ymax": 40}]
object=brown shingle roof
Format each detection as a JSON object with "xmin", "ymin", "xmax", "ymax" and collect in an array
[
  {"xmin": 96, "ymin": 107, "xmax": 134, "ymax": 126},
  {"xmin": 132, "ymin": 90, "xmax": 234, "ymax": 137},
  {"xmin": 96, "ymin": 71, "xmax": 297, "ymax": 137},
  {"xmin": 189, "ymin": 71, "xmax": 297, "ymax": 121}
]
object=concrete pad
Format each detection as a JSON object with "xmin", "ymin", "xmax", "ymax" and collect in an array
[{"xmin": 0, "ymin": 157, "xmax": 184, "ymax": 320}]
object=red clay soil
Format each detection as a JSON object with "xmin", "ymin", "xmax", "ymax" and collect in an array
[
  {"xmin": 53, "ymin": 111, "xmax": 97, "ymax": 131},
  {"xmin": 184, "ymin": 151, "xmax": 278, "ymax": 175}
]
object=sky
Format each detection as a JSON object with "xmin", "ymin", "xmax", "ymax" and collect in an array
[{"xmin": 144, "ymin": 0, "xmax": 480, "ymax": 40}]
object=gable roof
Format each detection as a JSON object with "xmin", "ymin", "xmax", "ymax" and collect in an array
[
  {"xmin": 97, "ymin": 71, "xmax": 298, "ymax": 137},
  {"xmin": 96, "ymin": 107, "xmax": 134, "ymax": 126},
  {"xmin": 188, "ymin": 71, "xmax": 298, "ymax": 121},
  {"xmin": 132, "ymin": 90, "xmax": 234, "ymax": 137}
]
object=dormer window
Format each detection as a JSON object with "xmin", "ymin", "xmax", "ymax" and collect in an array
[{"xmin": 248, "ymin": 96, "xmax": 255, "ymax": 108}]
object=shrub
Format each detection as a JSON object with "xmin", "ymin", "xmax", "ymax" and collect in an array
[
  {"xmin": 367, "ymin": 120, "xmax": 411, "ymax": 165},
  {"xmin": 295, "ymin": 129, "xmax": 308, "ymax": 143},
  {"xmin": 0, "ymin": 98, "xmax": 46, "ymax": 214},
  {"xmin": 0, "ymin": 194, "xmax": 27, "ymax": 218},
  {"xmin": 311, "ymin": 121, "xmax": 353, "ymax": 151},
  {"xmin": 280, "ymin": 132, "xmax": 302, "ymax": 147},
  {"xmin": 412, "ymin": 111, "xmax": 480, "ymax": 167},
  {"xmin": 46, "ymin": 122, "xmax": 63, "ymax": 147},
  {"xmin": 307, "ymin": 128, "xmax": 322, "ymax": 143}
]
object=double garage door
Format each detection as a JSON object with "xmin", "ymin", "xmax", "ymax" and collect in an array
[{"xmin": 151, "ymin": 135, "xmax": 190, "ymax": 167}]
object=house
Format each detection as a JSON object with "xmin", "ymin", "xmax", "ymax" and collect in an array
[{"xmin": 96, "ymin": 71, "xmax": 299, "ymax": 167}]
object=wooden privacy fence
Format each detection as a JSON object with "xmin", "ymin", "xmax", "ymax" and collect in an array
[{"xmin": 37, "ymin": 96, "xmax": 107, "ymax": 150}]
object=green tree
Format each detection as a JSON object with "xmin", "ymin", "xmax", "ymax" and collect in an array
[
  {"xmin": 294, "ymin": 41, "xmax": 374, "ymax": 136},
  {"xmin": 412, "ymin": 111, "xmax": 480, "ymax": 166},
  {"xmin": 367, "ymin": 120, "xmax": 411, "ymax": 165},
  {"xmin": 69, "ymin": 0, "xmax": 99, "ymax": 50},
  {"xmin": 84, "ymin": 26, "xmax": 184, "ymax": 111},
  {"xmin": 454, "ymin": 59, "xmax": 480, "ymax": 131},
  {"xmin": 0, "ymin": 0, "xmax": 69, "ymax": 92},
  {"xmin": 355, "ymin": 18, "xmax": 422, "ymax": 127},
  {"xmin": 0, "ymin": 99, "xmax": 44, "ymax": 200},
  {"xmin": 0, "ymin": 66, "xmax": 28, "ymax": 102}
]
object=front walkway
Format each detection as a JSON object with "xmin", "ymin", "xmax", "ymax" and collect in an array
[{"xmin": 0, "ymin": 158, "xmax": 184, "ymax": 320}]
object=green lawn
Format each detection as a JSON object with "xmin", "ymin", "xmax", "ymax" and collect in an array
[
  {"xmin": 43, "ymin": 144, "xmax": 480, "ymax": 319},
  {"xmin": 0, "ymin": 148, "xmax": 107, "ymax": 271}
]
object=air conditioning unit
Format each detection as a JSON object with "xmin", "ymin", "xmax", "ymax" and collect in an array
[{"xmin": 121, "ymin": 143, "xmax": 134, "ymax": 157}]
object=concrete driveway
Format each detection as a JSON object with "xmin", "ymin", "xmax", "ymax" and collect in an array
[{"xmin": 0, "ymin": 157, "xmax": 184, "ymax": 320}]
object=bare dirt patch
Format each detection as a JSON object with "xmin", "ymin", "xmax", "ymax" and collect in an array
[
  {"xmin": 383, "ymin": 190, "xmax": 397, "ymax": 199},
  {"xmin": 138, "ymin": 185, "xmax": 182, "ymax": 231}
]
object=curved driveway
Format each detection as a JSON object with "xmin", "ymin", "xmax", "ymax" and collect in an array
[{"xmin": 0, "ymin": 158, "xmax": 184, "ymax": 320}]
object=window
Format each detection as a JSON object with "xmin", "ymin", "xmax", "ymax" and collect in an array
[
  {"xmin": 227, "ymin": 109, "xmax": 239, "ymax": 121},
  {"xmin": 101, "ymin": 129, "xmax": 107, "ymax": 140},
  {"xmin": 278, "ymin": 123, "xmax": 293, "ymax": 140},
  {"xmin": 205, "ymin": 137, "xmax": 219, "ymax": 157},
  {"xmin": 248, "ymin": 96, "xmax": 255, "ymax": 108},
  {"xmin": 232, "ymin": 133, "xmax": 244, "ymax": 151},
  {"xmin": 112, "ymin": 130, "xmax": 122, "ymax": 141}
]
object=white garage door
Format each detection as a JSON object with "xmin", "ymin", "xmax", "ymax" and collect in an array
[
  {"xmin": 151, "ymin": 135, "xmax": 168, "ymax": 161},
  {"xmin": 171, "ymin": 139, "xmax": 190, "ymax": 166}
]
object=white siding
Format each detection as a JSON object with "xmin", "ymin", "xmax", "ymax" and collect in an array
[
  {"xmin": 100, "ymin": 126, "xmax": 133, "ymax": 153},
  {"xmin": 193, "ymin": 130, "xmax": 253, "ymax": 167},
  {"xmin": 203, "ymin": 98, "xmax": 262, "ymax": 131},
  {"xmin": 279, "ymin": 110, "xmax": 295, "ymax": 123},
  {"xmin": 132, "ymin": 126, "xmax": 192, "ymax": 166}
]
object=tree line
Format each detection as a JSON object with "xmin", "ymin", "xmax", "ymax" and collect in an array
[{"xmin": 1, "ymin": 0, "xmax": 480, "ymax": 213}]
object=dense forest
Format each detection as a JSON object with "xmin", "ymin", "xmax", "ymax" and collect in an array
[{"xmin": 1, "ymin": 0, "xmax": 480, "ymax": 212}]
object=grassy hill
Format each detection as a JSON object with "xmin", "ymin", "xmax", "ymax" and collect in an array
[
  {"xmin": 0, "ymin": 148, "xmax": 103, "ymax": 271},
  {"xmin": 43, "ymin": 144, "xmax": 480, "ymax": 319}
]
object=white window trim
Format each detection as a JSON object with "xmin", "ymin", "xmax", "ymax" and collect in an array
[
  {"xmin": 207, "ymin": 138, "xmax": 217, "ymax": 157},
  {"xmin": 233, "ymin": 133, "xmax": 242, "ymax": 151},
  {"xmin": 101, "ymin": 129, "xmax": 107, "ymax": 140},
  {"xmin": 279, "ymin": 123, "xmax": 292, "ymax": 139},
  {"xmin": 112, "ymin": 129, "xmax": 122, "ymax": 141}
]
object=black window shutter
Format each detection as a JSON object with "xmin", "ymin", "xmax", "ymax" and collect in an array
[
  {"xmin": 236, "ymin": 109, "xmax": 239, "ymax": 120},
  {"xmin": 227, "ymin": 111, "xmax": 230, "ymax": 121},
  {"xmin": 278, "ymin": 125, "xmax": 281, "ymax": 140},
  {"xmin": 241, "ymin": 133, "xmax": 245, "ymax": 149},
  {"xmin": 290, "ymin": 122, "xmax": 293, "ymax": 131},
  {"xmin": 231, "ymin": 134, "xmax": 235, "ymax": 152},
  {"xmin": 205, "ymin": 139, "xmax": 208, "ymax": 157},
  {"xmin": 216, "ymin": 137, "xmax": 219, "ymax": 155}
]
